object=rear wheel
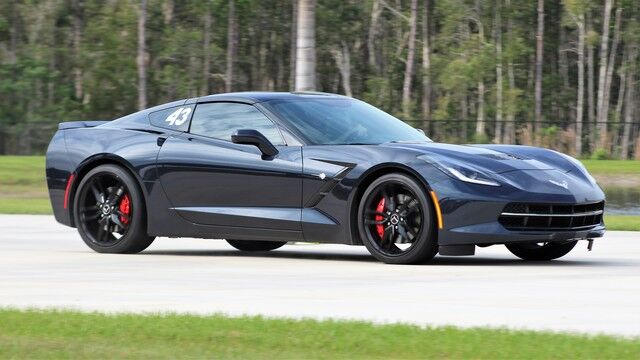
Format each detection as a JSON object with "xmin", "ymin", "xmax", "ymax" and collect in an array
[
  {"xmin": 226, "ymin": 240, "xmax": 286, "ymax": 251},
  {"xmin": 506, "ymin": 241, "xmax": 577, "ymax": 261},
  {"xmin": 357, "ymin": 173, "xmax": 438, "ymax": 264},
  {"xmin": 73, "ymin": 164, "xmax": 155, "ymax": 254}
]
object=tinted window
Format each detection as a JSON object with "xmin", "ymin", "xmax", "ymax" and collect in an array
[
  {"xmin": 149, "ymin": 105, "xmax": 194, "ymax": 132},
  {"xmin": 190, "ymin": 103, "xmax": 284, "ymax": 145},
  {"xmin": 261, "ymin": 98, "xmax": 430, "ymax": 145}
]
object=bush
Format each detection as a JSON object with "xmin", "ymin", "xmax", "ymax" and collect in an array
[
  {"xmin": 472, "ymin": 133, "xmax": 490, "ymax": 144},
  {"xmin": 590, "ymin": 148, "xmax": 611, "ymax": 160}
]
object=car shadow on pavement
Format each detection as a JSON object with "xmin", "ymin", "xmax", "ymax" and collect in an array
[
  {"xmin": 427, "ymin": 256, "xmax": 614, "ymax": 267},
  {"xmin": 141, "ymin": 249, "xmax": 622, "ymax": 267},
  {"xmin": 143, "ymin": 249, "xmax": 376, "ymax": 262}
]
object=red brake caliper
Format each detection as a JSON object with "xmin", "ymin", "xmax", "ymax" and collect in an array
[
  {"xmin": 119, "ymin": 194, "xmax": 131, "ymax": 225},
  {"xmin": 375, "ymin": 197, "xmax": 385, "ymax": 239}
]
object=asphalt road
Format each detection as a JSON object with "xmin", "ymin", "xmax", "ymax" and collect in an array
[{"xmin": 1, "ymin": 215, "xmax": 639, "ymax": 337}]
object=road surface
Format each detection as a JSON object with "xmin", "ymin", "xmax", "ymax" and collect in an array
[{"xmin": 1, "ymin": 215, "xmax": 638, "ymax": 336}]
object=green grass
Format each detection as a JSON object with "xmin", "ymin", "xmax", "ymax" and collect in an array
[
  {"xmin": 0, "ymin": 156, "xmax": 637, "ymax": 231},
  {"xmin": 0, "ymin": 198, "xmax": 52, "ymax": 214},
  {"xmin": 0, "ymin": 309, "xmax": 638, "ymax": 359},
  {"xmin": 0, "ymin": 156, "xmax": 50, "ymax": 214},
  {"xmin": 0, "ymin": 155, "xmax": 46, "ymax": 189},
  {"xmin": 581, "ymin": 159, "xmax": 640, "ymax": 175},
  {"xmin": 605, "ymin": 215, "xmax": 640, "ymax": 231}
]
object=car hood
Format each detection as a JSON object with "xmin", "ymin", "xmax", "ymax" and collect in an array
[{"xmin": 384, "ymin": 142, "xmax": 560, "ymax": 174}]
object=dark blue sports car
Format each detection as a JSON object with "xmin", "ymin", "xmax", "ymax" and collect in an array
[{"xmin": 46, "ymin": 92, "xmax": 605, "ymax": 264}]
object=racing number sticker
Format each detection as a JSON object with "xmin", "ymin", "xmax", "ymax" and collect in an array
[{"xmin": 165, "ymin": 107, "xmax": 192, "ymax": 126}]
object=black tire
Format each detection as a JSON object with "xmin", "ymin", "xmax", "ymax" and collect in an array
[
  {"xmin": 505, "ymin": 241, "xmax": 578, "ymax": 261},
  {"xmin": 73, "ymin": 164, "xmax": 155, "ymax": 254},
  {"xmin": 357, "ymin": 173, "xmax": 438, "ymax": 264},
  {"xmin": 226, "ymin": 240, "xmax": 287, "ymax": 251}
]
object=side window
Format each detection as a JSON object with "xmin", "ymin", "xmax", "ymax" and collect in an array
[
  {"xmin": 149, "ymin": 105, "xmax": 194, "ymax": 132},
  {"xmin": 189, "ymin": 102, "xmax": 285, "ymax": 145}
]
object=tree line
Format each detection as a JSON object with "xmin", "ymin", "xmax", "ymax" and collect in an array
[{"xmin": 0, "ymin": 0, "xmax": 639, "ymax": 158}]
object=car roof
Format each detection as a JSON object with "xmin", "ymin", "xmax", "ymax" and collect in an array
[{"xmin": 195, "ymin": 91, "xmax": 349, "ymax": 104}]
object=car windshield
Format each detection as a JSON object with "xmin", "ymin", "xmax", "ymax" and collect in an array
[{"xmin": 262, "ymin": 98, "xmax": 431, "ymax": 145}]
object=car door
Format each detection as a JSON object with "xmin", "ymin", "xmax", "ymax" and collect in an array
[{"xmin": 156, "ymin": 101, "xmax": 303, "ymax": 231}]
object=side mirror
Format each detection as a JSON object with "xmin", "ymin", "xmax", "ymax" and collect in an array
[{"xmin": 231, "ymin": 129, "xmax": 279, "ymax": 158}]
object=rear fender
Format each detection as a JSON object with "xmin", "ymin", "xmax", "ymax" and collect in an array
[
  {"xmin": 46, "ymin": 130, "xmax": 75, "ymax": 225},
  {"xmin": 66, "ymin": 154, "xmax": 149, "ymax": 228}
]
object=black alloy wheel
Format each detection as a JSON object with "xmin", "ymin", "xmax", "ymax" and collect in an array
[
  {"xmin": 74, "ymin": 164, "xmax": 155, "ymax": 253},
  {"xmin": 358, "ymin": 173, "xmax": 438, "ymax": 264}
]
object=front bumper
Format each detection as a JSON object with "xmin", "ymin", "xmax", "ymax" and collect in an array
[
  {"xmin": 428, "ymin": 175, "xmax": 606, "ymax": 246},
  {"xmin": 439, "ymin": 222, "xmax": 605, "ymax": 246}
]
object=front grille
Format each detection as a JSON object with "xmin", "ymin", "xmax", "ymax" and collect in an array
[{"xmin": 498, "ymin": 201, "xmax": 604, "ymax": 231}]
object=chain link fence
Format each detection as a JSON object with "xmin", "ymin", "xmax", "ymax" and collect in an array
[
  {"xmin": 406, "ymin": 119, "xmax": 640, "ymax": 159},
  {"xmin": 0, "ymin": 119, "xmax": 639, "ymax": 159}
]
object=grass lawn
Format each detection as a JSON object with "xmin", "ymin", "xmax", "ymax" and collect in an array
[
  {"xmin": 0, "ymin": 309, "xmax": 638, "ymax": 359},
  {"xmin": 0, "ymin": 156, "xmax": 638, "ymax": 230},
  {"xmin": 0, "ymin": 198, "xmax": 52, "ymax": 214},
  {"xmin": 580, "ymin": 159, "xmax": 640, "ymax": 175},
  {"xmin": 0, "ymin": 156, "xmax": 50, "ymax": 214},
  {"xmin": 604, "ymin": 215, "xmax": 640, "ymax": 231},
  {"xmin": 0, "ymin": 156, "xmax": 46, "ymax": 187}
]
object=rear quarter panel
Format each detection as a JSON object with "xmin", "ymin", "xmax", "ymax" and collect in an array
[
  {"xmin": 46, "ymin": 130, "xmax": 75, "ymax": 225},
  {"xmin": 46, "ymin": 125, "xmax": 164, "ymax": 227}
]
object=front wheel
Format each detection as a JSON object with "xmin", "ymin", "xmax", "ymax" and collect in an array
[
  {"xmin": 73, "ymin": 164, "xmax": 155, "ymax": 254},
  {"xmin": 357, "ymin": 173, "xmax": 438, "ymax": 264},
  {"xmin": 226, "ymin": 240, "xmax": 286, "ymax": 251},
  {"xmin": 506, "ymin": 241, "xmax": 578, "ymax": 261}
]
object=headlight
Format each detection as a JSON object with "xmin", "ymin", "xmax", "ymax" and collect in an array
[{"xmin": 418, "ymin": 155, "xmax": 500, "ymax": 187}]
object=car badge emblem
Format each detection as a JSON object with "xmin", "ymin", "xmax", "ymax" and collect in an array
[
  {"xmin": 549, "ymin": 179, "xmax": 568, "ymax": 189},
  {"xmin": 318, "ymin": 172, "xmax": 326, "ymax": 180}
]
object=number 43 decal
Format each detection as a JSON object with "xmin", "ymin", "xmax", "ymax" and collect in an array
[{"xmin": 165, "ymin": 107, "xmax": 192, "ymax": 126}]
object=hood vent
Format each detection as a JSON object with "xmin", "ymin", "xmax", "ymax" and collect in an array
[{"xmin": 481, "ymin": 153, "xmax": 530, "ymax": 161}]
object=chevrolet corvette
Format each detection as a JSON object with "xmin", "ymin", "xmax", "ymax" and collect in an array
[{"xmin": 46, "ymin": 92, "xmax": 605, "ymax": 264}]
